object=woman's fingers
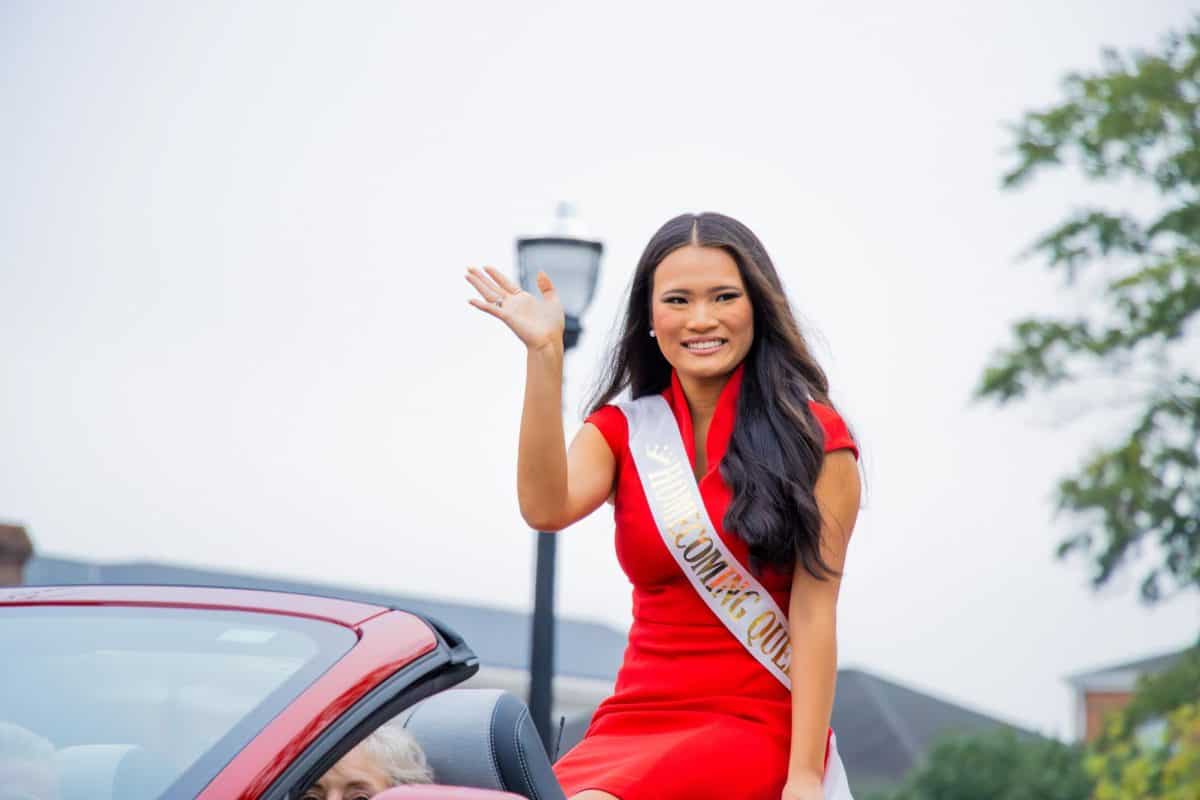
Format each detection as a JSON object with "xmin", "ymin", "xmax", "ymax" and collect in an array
[
  {"xmin": 472, "ymin": 266, "xmax": 510, "ymax": 296},
  {"xmin": 467, "ymin": 297, "xmax": 505, "ymax": 318},
  {"xmin": 536, "ymin": 271, "xmax": 557, "ymax": 299},
  {"xmin": 465, "ymin": 269, "xmax": 504, "ymax": 303},
  {"xmin": 465, "ymin": 267, "xmax": 499, "ymax": 297},
  {"xmin": 484, "ymin": 266, "xmax": 521, "ymax": 295},
  {"xmin": 466, "ymin": 264, "xmax": 564, "ymax": 349}
]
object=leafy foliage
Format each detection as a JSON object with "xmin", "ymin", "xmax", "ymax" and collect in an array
[
  {"xmin": 979, "ymin": 18, "xmax": 1200, "ymax": 601},
  {"xmin": 866, "ymin": 729, "xmax": 1093, "ymax": 800},
  {"xmin": 1086, "ymin": 645, "xmax": 1200, "ymax": 799},
  {"xmin": 1094, "ymin": 643, "xmax": 1200, "ymax": 744},
  {"xmin": 868, "ymin": 650, "xmax": 1199, "ymax": 799}
]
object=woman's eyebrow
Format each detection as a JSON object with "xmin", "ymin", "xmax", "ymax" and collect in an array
[{"xmin": 659, "ymin": 285, "xmax": 742, "ymax": 295}]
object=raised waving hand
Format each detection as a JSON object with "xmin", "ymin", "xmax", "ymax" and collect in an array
[{"xmin": 465, "ymin": 266, "xmax": 565, "ymax": 351}]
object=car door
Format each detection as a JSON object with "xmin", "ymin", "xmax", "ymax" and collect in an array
[{"xmin": 254, "ymin": 612, "xmax": 479, "ymax": 800}]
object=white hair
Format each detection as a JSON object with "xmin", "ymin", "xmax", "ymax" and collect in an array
[{"xmin": 361, "ymin": 721, "xmax": 434, "ymax": 786}]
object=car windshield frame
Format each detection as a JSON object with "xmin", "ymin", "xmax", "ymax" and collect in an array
[{"xmin": 0, "ymin": 603, "xmax": 358, "ymax": 799}]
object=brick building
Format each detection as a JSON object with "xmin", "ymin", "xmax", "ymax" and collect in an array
[{"xmin": 1066, "ymin": 649, "xmax": 1190, "ymax": 742}]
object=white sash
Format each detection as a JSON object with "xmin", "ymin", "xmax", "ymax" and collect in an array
[
  {"xmin": 617, "ymin": 395, "xmax": 855, "ymax": 799},
  {"xmin": 618, "ymin": 394, "xmax": 793, "ymax": 687}
]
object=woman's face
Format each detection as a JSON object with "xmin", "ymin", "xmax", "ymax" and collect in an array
[
  {"xmin": 650, "ymin": 245, "xmax": 754, "ymax": 383},
  {"xmin": 299, "ymin": 742, "xmax": 392, "ymax": 800}
]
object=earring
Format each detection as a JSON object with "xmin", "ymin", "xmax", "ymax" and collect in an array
[{"xmin": 649, "ymin": 329, "xmax": 656, "ymax": 338}]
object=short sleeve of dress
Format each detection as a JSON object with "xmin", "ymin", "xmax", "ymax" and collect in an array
[
  {"xmin": 584, "ymin": 404, "xmax": 628, "ymax": 465},
  {"xmin": 810, "ymin": 401, "xmax": 859, "ymax": 460}
]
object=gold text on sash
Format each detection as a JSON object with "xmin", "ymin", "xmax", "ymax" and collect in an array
[
  {"xmin": 643, "ymin": 440, "xmax": 791, "ymax": 675},
  {"xmin": 748, "ymin": 610, "xmax": 792, "ymax": 672}
]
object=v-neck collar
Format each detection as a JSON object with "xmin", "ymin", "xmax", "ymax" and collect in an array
[{"xmin": 664, "ymin": 363, "xmax": 745, "ymax": 482}]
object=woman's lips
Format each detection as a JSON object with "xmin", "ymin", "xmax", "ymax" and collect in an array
[{"xmin": 682, "ymin": 338, "xmax": 727, "ymax": 355}]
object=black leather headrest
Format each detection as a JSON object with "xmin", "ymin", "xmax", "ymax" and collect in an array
[{"xmin": 396, "ymin": 689, "xmax": 566, "ymax": 800}]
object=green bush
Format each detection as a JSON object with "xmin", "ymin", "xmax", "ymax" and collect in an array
[{"xmin": 871, "ymin": 728, "xmax": 1092, "ymax": 800}]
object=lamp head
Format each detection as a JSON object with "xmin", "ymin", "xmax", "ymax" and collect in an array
[{"xmin": 515, "ymin": 204, "xmax": 604, "ymax": 351}]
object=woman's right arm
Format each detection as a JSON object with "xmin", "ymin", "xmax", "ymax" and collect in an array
[{"xmin": 467, "ymin": 266, "xmax": 616, "ymax": 531}]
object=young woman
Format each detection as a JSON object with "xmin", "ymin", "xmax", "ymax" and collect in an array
[{"xmin": 466, "ymin": 212, "xmax": 860, "ymax": 800}]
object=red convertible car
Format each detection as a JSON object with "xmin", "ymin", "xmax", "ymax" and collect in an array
[{"xmin": 0, "ymin": 585, "xmax": 566, "ymax": 800}]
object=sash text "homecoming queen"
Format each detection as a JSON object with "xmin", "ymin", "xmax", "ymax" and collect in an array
[{"xmin": 643, "ymin": 443, "xmax": 792, "ymax": 674}]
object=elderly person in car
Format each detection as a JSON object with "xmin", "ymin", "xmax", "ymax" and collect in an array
[{"xmin": 301, "ymin": 722, "xmax": 432, "ymax": 800}]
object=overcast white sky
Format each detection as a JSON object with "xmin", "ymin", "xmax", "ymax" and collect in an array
[{"xmin": 3, "ymin": 0, "xmax": 1198, "ymax": 738}]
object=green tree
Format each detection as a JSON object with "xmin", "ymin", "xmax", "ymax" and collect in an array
[
  {"xmin": 868, "ymin": 729, "xmax": 1093, "ymax": 800},
  {"xmin": 977, "ymin": 18, "xmax": 1200, "ymax": 602},
  {"xmin": 1116, "ymin": 642, "xmax": 1200, "ymax": 730},
  {"xmin": 1086, "ymin": 645, "xmax": 1200, "ymax": 799}
]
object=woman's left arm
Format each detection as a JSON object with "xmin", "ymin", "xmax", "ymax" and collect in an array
[{"xmin": 782, "ymin": 450, "xmax": 862, "ymax": 800}]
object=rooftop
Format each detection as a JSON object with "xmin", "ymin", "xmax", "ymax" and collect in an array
[
  {"xmin": 832, "ymin": 668, "xmax": 1031, "ymax": 790},
  {"xmin": 1065, "ymin": 647, "xmax": 1191, "ymax": 688}
]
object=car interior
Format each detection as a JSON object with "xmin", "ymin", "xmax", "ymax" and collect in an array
[
  {"xmin": 0, "ymin": 604, "xmax": 353, "ymax": 800},
  {"xmin": 2, "ymin": 606, "xmax": 567, "ymax": 799},
  {"xmin": 6, "ymin": 688, "xmax": 565, "ymax": 800},
  {"xmin": 391, "ymin": 689, "xmax": 565, "ymax": 800}
]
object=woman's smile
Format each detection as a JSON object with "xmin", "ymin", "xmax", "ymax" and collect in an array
[{"xmin": 681, "ymin": 337, "xmax": 729, "ymax": 355}]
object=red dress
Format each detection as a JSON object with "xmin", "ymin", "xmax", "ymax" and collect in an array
[{"xmin": 553, "ymin": 365, "xmax": 858, "ymax": 800}]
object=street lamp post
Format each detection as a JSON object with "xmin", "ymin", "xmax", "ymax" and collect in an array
[{"xmin": 515, "ymin": 202, "xmax": 603, "ymax": 753}]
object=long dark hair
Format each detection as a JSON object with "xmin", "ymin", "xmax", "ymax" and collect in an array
[{"xmin": 589, "ymin": 212, "xmax": 840, "ymax": 578}]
